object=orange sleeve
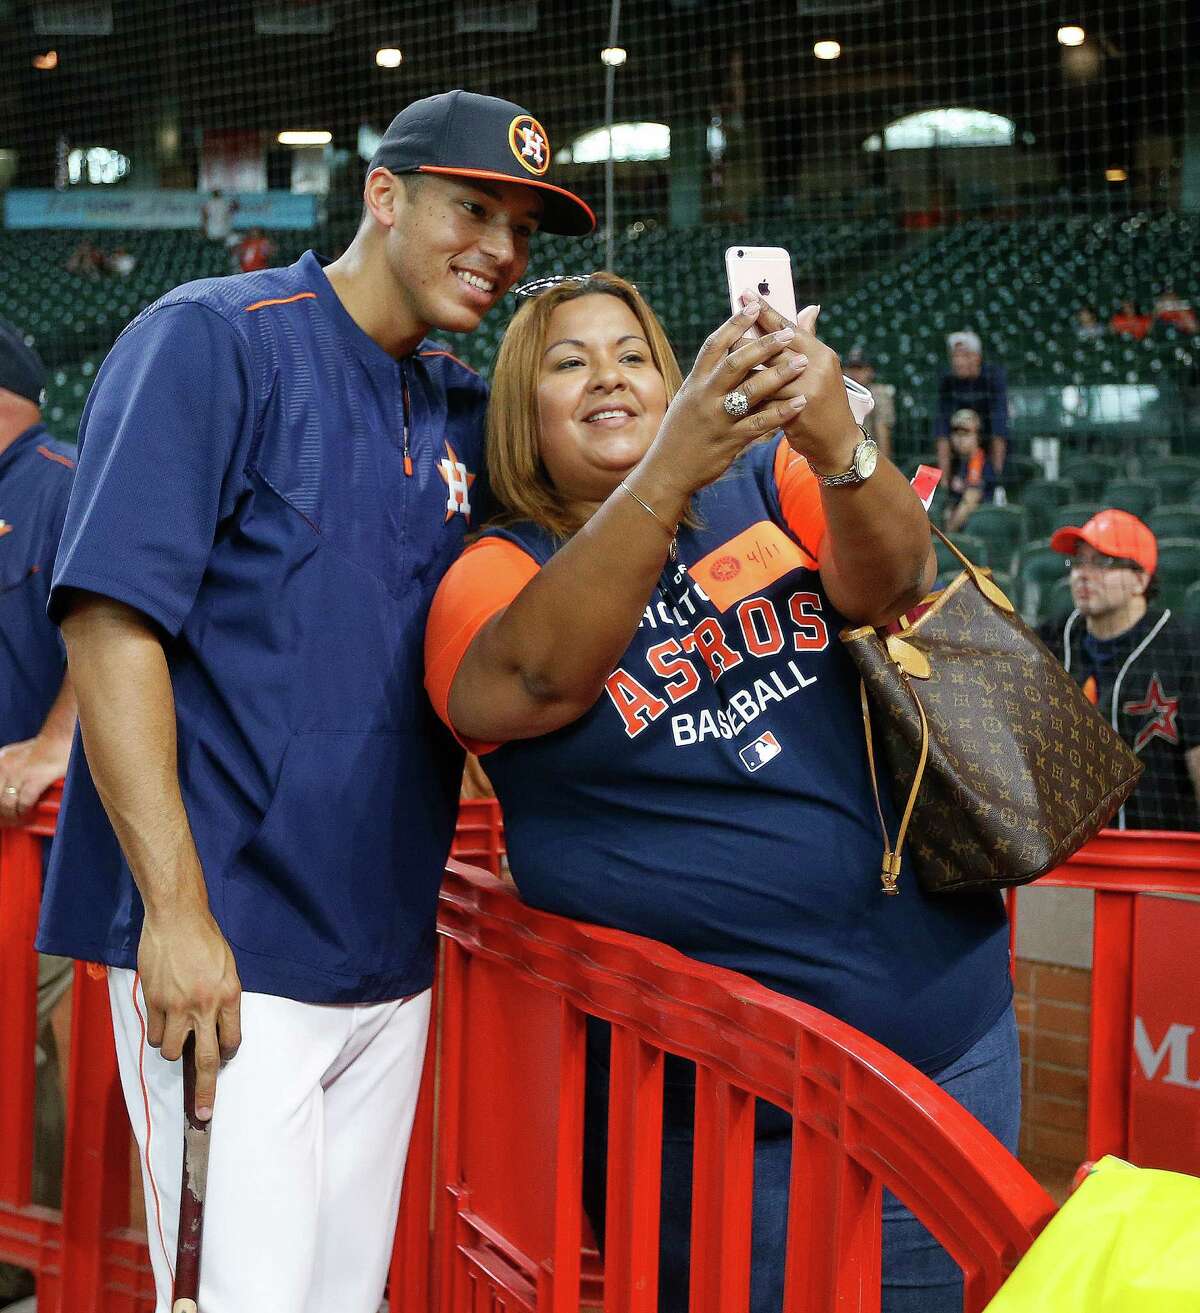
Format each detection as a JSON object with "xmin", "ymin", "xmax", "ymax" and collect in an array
[
  {"xmin": 772, "ymin": 435, "xmax": 827, "ymax": 562},
  {"xmin": 966, "ymin": 449, "xmax": 986, "ymax": 487},
  {"xmin": 424, "ymin": 536, "xmax": 541, "ymax": 753}
]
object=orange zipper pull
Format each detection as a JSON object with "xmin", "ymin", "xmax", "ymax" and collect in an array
[{"xmin": 401, "ymin": 372, "xmax": 413, "ymax": 476}]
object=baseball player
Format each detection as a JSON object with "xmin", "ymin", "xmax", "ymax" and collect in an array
[
  {"xmin": 0, "ymin": 318, "xmax": 77, "ymax": 1308},
  {"xmin": 35, "ymin": 91, "xmax": 593, "ymax": 1312}
]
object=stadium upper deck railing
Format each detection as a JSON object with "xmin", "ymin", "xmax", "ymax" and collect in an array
[{"xmin": 3, "ymin": 787, "xmax": 1196, "ymax": 1311}]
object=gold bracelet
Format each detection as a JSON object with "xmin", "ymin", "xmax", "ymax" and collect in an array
[{"xmin": 619, "ymin": 480, "xmax": 678, "ymax": 561}]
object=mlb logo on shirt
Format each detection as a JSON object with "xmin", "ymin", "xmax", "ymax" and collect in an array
[{"xmin": 739, "ymin": 731, "xmax": 782, "ymax": 772}]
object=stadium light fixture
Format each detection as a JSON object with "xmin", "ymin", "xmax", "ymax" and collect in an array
[
  {"xmin": 814, "ymin": 40, "xmax": 842, "ymax": 60},
  {"xmin": 601, "ymin": 47, "xmax": 627, "ymax": 67},
  {"xmin": 278, "ymin": 130, "xmax": 333, "ymax": 147},
  {"xmin": 375, "ymin": 47, "xmax": 402, "ymax": 68},
  {"xmin": 33, "ymin": 50, "xmax": 58, "ymax": 70},
  {"xmin": 1105, "ymin": 167, "xmax": 1128, "ymax": 183},
  {"xmin": 1057, "ymin": 25, "xmax": 1086, "ymax": 46}
]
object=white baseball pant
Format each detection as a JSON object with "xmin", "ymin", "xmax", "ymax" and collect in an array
[{"xmin": 108, "ymin": 967, "xmax": 431, "ymax": 1313}]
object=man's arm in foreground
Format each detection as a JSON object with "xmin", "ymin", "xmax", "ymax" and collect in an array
[{"xmin": 60, "ymin": 591, "xmax": 240, "ymax": 1119}]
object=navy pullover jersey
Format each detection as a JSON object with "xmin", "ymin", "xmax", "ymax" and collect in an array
[
  {"xmin": 38, "ymin": 252, "xmax": 488, "ymax": 1003},
  {"xmin": 1, "ymin": 424, "xmax": 74, "ymax": 747},
  {"xmin": 427, "ymin": 437, "xmax": 1011, "ymax": 1074}
]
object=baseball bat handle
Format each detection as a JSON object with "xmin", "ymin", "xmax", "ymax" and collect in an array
[{"xmin": 172, "ymin": 1034, "xmax": 211, "ymax": 1309}]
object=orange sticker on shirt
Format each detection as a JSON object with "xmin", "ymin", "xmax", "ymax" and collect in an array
[{"xmin": 691, "ymin": 520, "xmax": 815, "ymax": 612}]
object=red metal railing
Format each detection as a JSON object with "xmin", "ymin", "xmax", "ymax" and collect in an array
[
  {"xmin": 389, "ymin": 863, "xmax": 1056, "ymax": 1312},
  {"xmin": 18, "ymin": 790, "xmax": 1198, "ymax": 1308},
  {"xmin": 1022, "ymin": 830, "xmax": 1200, "ymax": 1163}
]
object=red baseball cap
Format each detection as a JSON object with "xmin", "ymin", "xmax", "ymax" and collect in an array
[{"xmin": 1050, "ymin": 508, "xmax": 1158, "ymax": 575}]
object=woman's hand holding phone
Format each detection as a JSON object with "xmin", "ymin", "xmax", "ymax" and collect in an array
[
  {"xmin": 632, "ymin": 303, "xmax": 813, "ymax": 512},
  {"xmin": 743, "ymin": 297, "xmax": 862, "ymax": 476}
]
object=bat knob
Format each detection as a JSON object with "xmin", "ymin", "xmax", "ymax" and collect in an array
[{"xmin": 173, "ymin": 1301, "xmax": 199, "ymax": 1313}]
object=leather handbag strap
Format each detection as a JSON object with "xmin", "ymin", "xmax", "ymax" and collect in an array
[
  {"xmin": 928, "ymin": 523, "xmax": 1017, "ymax": 613},
  {"xmin": 859, "ymin": 675, "xmax": 930, "ymax": 894}
]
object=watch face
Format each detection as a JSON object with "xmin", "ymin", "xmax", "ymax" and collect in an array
[{"xmin": 855, "ymin": 440, "xmax": 879, "ymax": 480}]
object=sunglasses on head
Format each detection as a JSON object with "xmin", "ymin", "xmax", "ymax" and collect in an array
[{"xmin": 512, "ymin": 272, "xmax": 636, "ymax": 300}]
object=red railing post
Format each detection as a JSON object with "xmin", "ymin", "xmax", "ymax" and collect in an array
[
  {"xmin": 602, "ymin": 1028, "xmax": 664, "ymax": 1313},
  {"xmin": 689, "ymin": 1067, "xmax": 756, "ymax": 1313},
  {"xmin": 56, "ymin": 964, "xmax": 130, "ymax": 1313},
  {"xmin": 434, "ymin": 939, "xmax": 469, "ymax": 1313},
  {"xmin": 546, "ymin": 999, "xmax": 586, "ymax": 1313},
  {"xmin": 1085, "ymin": 889, "xmax": 1136, "ymax": 1161},
  {"xmin": 389, "ymin": 962, "xmax": 439, "ymax": 1310},
  {"xmin": 0, "ymin": 827, "xmax": 41, "ymax": 1210}
]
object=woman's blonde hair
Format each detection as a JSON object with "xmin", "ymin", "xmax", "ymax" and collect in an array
[{"xmin": 487, "ymin": 272, "xmax": 685, "ymax": 539}]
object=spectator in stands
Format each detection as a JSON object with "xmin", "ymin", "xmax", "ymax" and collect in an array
[
  {"xmin": 1043, "ymin": 509, "xmax": 1200, "ymax": 831},
  {"xmin": 1073, "ymin": 304, "xmax": 1105, "ymax": 340},
  {"xmin": 1152, "ymin": 283, "xmax": 1198, "ymax": 336},
  {"xmin": 0, "ymin": 318, "xmax": 77, "ymax": 1308},
  {"xmin": 1109, "ymin": 298, "xmax": 1151, "ymax": 340},
  {"xmin": 844, "ymin": 345, "xmax": 895, "ymax": 460},
  {"xmin": 944, "ymin": 407, "xmax": 996, "ymax": 532},
  {"xmin": 933, "ymin": 329, "xmax": 1008, "ymax": 482},
  {"xmin": 65, "ymin": 237, "xmax": 105, "ymax": 277},
  {"xmin": 35, "ymin": 90, "xmax": 594, "ymax": 1313},
  {"xmin": 426, "ymin": 274, "xmax": 1016, "ymax": 1313},
  {"xmin": 235, "ymin": 226, "xmax": 275, "ymax": 273},
  {"xmin": 200, "ymin": 187, "xmax": 238, "ymax": 244}
]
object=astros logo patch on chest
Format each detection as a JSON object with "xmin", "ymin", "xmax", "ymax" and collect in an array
[
  {"xmin": 438, "ymin": 442, "xmax": 475, "ymax": 521},
  {"xmin": 0, "ymin": 521, "xmax": 12, "ymax": 539}
]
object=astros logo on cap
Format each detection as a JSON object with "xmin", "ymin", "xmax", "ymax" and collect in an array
[{"xmin": 509, "ymin": 114, "xmax": 550, "ymax": 176}]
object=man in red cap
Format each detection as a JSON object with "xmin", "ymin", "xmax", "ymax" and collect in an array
[{"xmin": 1044, "ymin": 508, "xmax": 1200, "ymax": 830}]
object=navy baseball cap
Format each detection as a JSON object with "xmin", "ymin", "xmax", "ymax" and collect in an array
[
  {"xmin": 368, "ymin": 90, "xmax": 595, "ymax": 236},
  {"xmin": 0, "ymin": 317, "xmax": 46, "ymax": 406}
]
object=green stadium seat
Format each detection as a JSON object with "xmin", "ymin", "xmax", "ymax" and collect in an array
[
  {"xmin": 1148, "ymin": 506, "xmax": 1200, "ymax": 541},
  {"xmin": 1058, "ymin": 454, "xmax": 1125, "ymax": 497},
  {"xmin": 1052, "ymin": 501, "xmax": 1103, "ymax": 534},
  {"xmin": 1040, "ymin": 574, "xmax": 1076, "ymax": 628},
  {"xmin": 1155, "ymin": 538, "xmax": 1200, "ymax": 612},
  {"xmin": 1018, "ymin": 478, "xmax": 1078, "ymax": 537},
  {"xmin": 1181, "ymin": 580, "xmax": 1200, "ymax": 627},
  {"xmin": 959, "ymin": 504, "xmax": 1029, "ymax": 573},
  {"xmin": 1102, "ymin": 478, "xmax": 1160, "ymax": 521},
  {"xmin": 1143, "ymin": 457, "xmax": 1200, "ymax": 498},
  {"xmin": 1017, "ymin": 540, "xmax": 1067, "ymax": 622},
  {"xmin": 998, "ymin": 453, "xmax": 1043, "ymax": 492},
  {"xmin": 935, "ymin": 532, "xmax": 987, "ymax": 573}
]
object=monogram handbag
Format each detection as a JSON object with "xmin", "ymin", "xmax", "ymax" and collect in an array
[{"xmin": 841, "ymin": 528, "xmax": 1143, "ymax": 895}]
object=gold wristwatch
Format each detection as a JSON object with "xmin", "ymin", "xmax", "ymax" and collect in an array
[{"xmin": 811, "ymin": 427, "xmax": 879, "ymax": 488}]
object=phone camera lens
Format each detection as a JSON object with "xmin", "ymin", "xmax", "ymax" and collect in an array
[{"xmin": 737, "ymin": 249, "xmax": 744, "ymax": 258}]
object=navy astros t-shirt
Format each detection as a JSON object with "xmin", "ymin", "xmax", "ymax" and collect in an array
[{"xmin": 427, "ymin": 437, "xmax": 1012, "ymax": 1074}]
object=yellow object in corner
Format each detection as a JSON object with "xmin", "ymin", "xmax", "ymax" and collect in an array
[{"xmin": 984, "ymin": 1156, "xmax": 1200, "ymax": 1312}]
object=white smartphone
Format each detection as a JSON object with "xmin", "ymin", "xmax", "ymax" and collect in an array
[{"xmin": 725, "ymin": 246, "xmax": 798, "ymax": 339}]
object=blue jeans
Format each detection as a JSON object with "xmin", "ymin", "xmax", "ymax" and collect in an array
[{"xmin": 582, "ymin": 1006, "xmax": 1021, "ymax": 1313}]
